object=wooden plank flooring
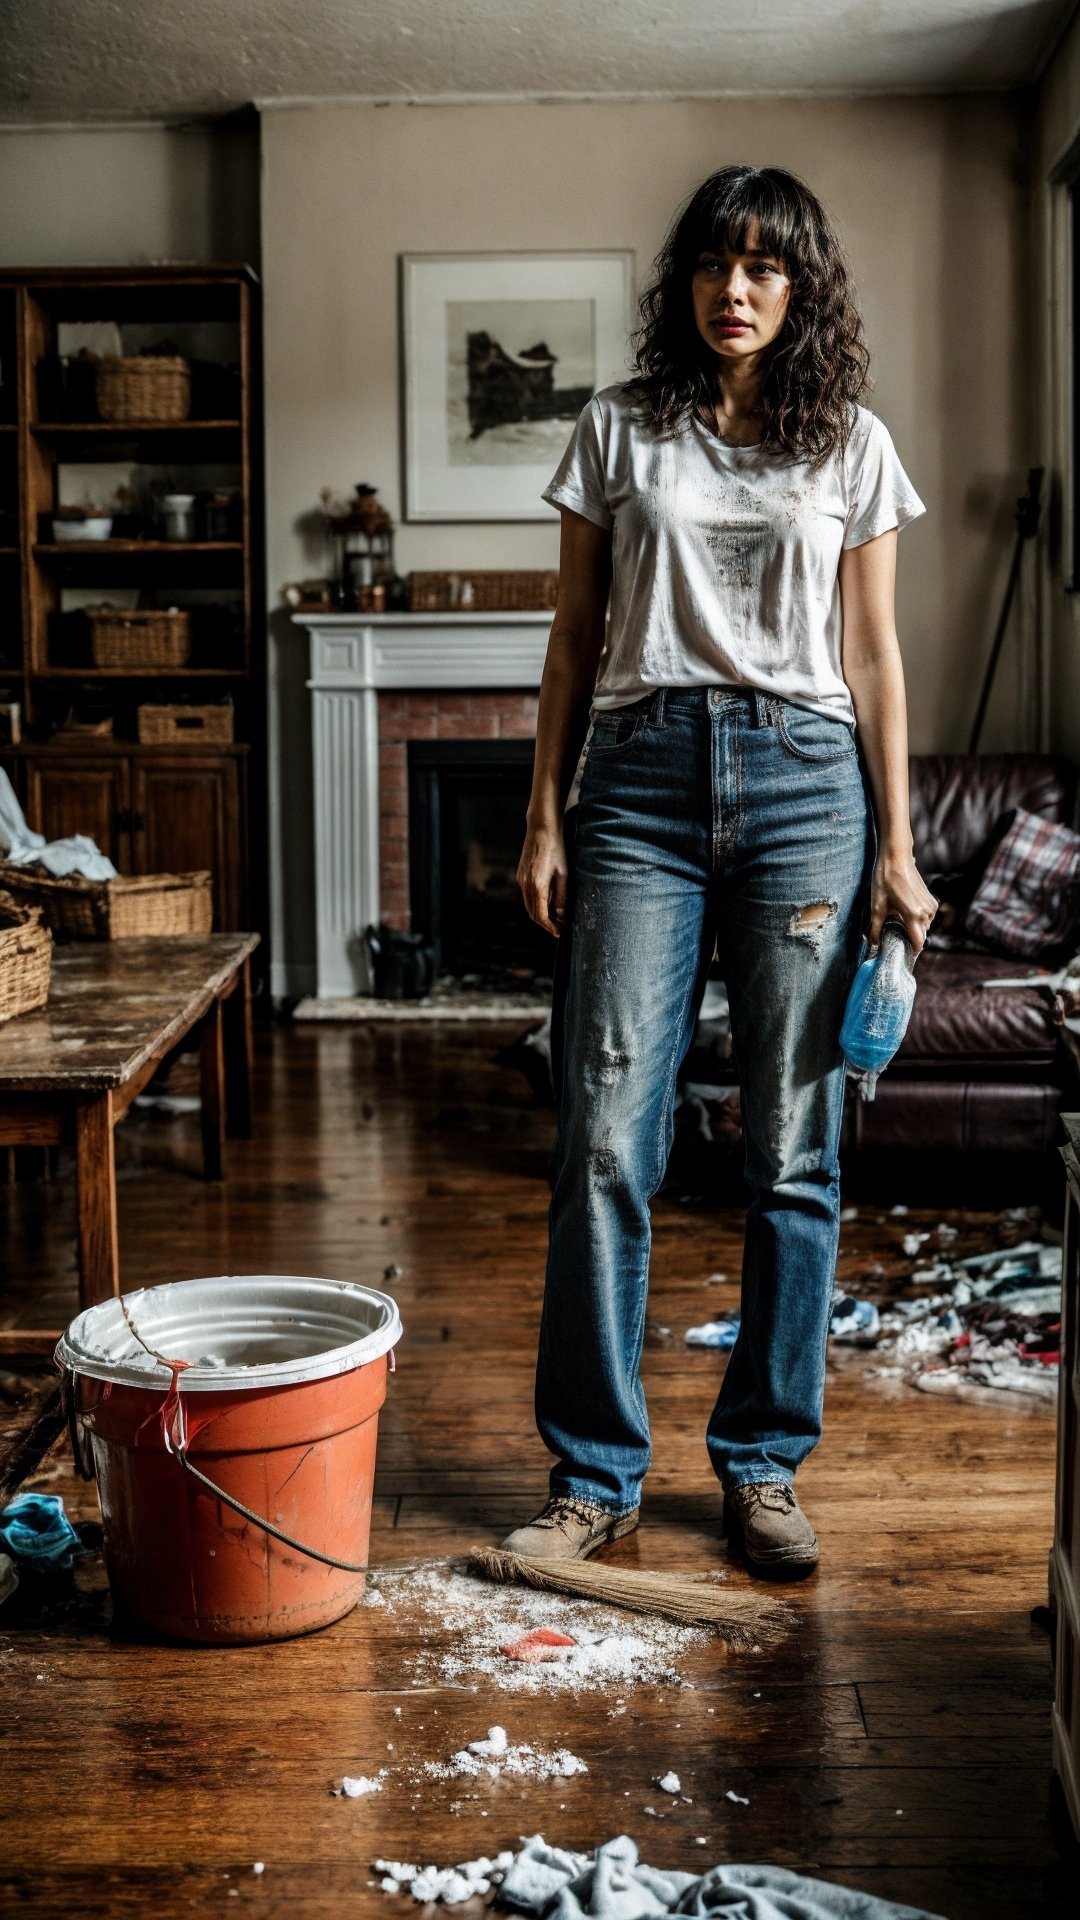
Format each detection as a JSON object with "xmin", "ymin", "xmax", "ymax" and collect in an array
[{"xmin": 0, "ymin": 1022, "xmax": 1075, "ymax": 1917}]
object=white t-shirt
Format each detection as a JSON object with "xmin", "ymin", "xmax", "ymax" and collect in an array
[{"xmin": 542, "ymin": 384, "xmax": 925, "ymax": 730}]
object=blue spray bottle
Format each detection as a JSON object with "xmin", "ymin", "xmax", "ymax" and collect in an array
[{"xmin": 839, "ymin": 918, "xmax": 917, "ymax": 1102}]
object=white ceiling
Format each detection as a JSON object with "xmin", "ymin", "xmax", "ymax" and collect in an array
[{"xmin": 0, "ymin": 0, "xmax": 1075, "ymax": 126}]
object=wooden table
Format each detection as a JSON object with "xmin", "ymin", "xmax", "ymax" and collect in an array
[{"xmin": 0, "ymin": 933, "xmax": 258, "ymax": 1339}]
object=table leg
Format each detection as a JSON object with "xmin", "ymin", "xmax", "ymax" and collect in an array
[
  {"xmin": 200, "ymin": 999, "xmax": 226, "ymax": 1181},
  {"xmin": 223, "ymin": 954, "xmax": 254, "ymax": 1140},
  {"xmin": 75, "ymin": 1093, "xmax": 119, "ymax": 1308}
]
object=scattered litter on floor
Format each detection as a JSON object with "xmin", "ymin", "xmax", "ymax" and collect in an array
[
  {"xmin": 901, "ymin": 1231, "xmax": 930, "ymax": 1257},
  {"xmin": 684, "ymin": 1318, "xmax": 739, "ymax": 1349},
  {"xmin": 333, "ymin": 1771, "xmax": 386, "ymax": 1798},
  {"xmin": 428, "ymin": 1729, "xmax": 588, "ymax": 1784},
  {"xmin": 372, "ymin": 1833, "xmax": 948, "ymax": 1916},
  {"xmin": 374, "ymin": 1565, "xmax": 705, "ymax": 1694},
  {"xmin": 655, "ymin": 1770, "xmax": 681, "ymax": 1794},
  {"xmin": 828, "ymin": 1295, "xmax": 880, "ymax": 1345},
  {"xmin": 726, "ymin": 1788, "xmax": 750, "ymax": 1804},
  {"xmin": 374, "ymin": 1850, "xmax": 515, "ymax": 1904},
  {"xmin": 864, "ymin": 1233, "xmax": 1062, "ymax": 1401},
  {"xmin": 687, "ymin": 1294, "xmax": 882, "ymax": 1351}
]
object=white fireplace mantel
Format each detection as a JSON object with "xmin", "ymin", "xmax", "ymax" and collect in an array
[{"xmin": 295, "ymin": 612, "xmax": 551, "ymax": 998}]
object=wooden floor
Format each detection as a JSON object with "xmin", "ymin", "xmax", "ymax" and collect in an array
[{"xmin": 1, "ymin": 1022, "xmax": 1075, "ymax": 1918}]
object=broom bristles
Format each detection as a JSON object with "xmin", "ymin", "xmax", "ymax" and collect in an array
[{"xmin": 465, "ymin": 1546, "xmax": 790, "ymax": 1647}]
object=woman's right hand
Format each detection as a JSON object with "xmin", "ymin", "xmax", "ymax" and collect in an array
[{"xmin": 517, "ymin": 821, "xmax": 568, "ymax": 939}]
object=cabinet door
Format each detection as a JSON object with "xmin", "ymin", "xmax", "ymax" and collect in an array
[
  {"xmin": 23, "ymin": 755, "xmax": 131, "ymax": 868},
  {"xmin": 132, "ymin": 755, "xmax": 245, "ymax": 930}
]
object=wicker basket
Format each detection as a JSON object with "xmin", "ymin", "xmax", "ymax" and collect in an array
[
  {"xmin": 137, "ymin": 702, "xmax": 234, "ymax": 745},
  {"xmin": 407, "ymin": 569, "xmax": 559, "ymax": 613},
  {"xmin": 0, "ymin": 890, "xmax": 52, "ymax": 1023},
  {"xmin": 89, "ymin": 608, "xmax": 192, "ymax": 669},
  {"xmin": 0, "ymin": 867, "xmax": 213, "ymax": 941},
  {"xmin": 96, "ymin": 355, "xmax": 191, "ymax": 424}
]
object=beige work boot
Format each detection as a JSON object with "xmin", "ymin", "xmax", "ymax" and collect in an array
[
  {"xmin": 722, "ymin": 1480, "xmax": 818, "ymax": 1576},
  {"xmin": 500, "ymin": 1496, "xmax": 639, "ymax": 1563}
]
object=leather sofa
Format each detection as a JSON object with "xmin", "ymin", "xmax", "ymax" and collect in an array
[{"xmin": 840, "ymin": 754, "xmax": 1078, "ymax": 1156}]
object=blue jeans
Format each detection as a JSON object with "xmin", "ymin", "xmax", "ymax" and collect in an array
[{"xmin": 537, "ymin": 686, "xmax": 874, "ymax": 1511}]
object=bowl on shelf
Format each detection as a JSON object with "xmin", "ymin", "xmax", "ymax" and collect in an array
[{"xmin": 52, "ymin": 513, "xmax": 114, "ymax": 542}]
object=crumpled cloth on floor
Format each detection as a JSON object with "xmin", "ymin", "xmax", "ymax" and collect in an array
[
  {"xmin": 0, "ymin": 1493, "xmax": 82, "ymax": 1569},
  {"xmin": 497, "ymin": 1836, "xmax": 945, "ymax": 1919},
  {"xmin": 0, "ymin": 767, "xmax": 117, "ymax": 880}
]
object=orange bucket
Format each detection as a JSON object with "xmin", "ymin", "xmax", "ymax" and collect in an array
[{"xmin": 56, "ymin": 1275, "xmax": 401, "ymax": 1644}]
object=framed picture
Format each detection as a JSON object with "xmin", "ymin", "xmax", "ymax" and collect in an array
[{"xmin": 400, "ymin": 250, "xmax": 635, "ymax": 522}]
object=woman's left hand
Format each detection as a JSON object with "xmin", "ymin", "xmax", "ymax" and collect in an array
[{"xmin": 867, "ymin": 848, "xmax": 938, "ymax": 954}]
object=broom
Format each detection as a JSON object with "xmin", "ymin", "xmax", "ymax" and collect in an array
[{"xmin": 465, "ymin": 1546, "xmax": 791, "ymax": 1647}]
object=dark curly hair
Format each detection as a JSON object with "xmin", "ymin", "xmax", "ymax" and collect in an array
[{"xmin": 626, "ymin": 165, "xmax": 871, "ymax": 464}]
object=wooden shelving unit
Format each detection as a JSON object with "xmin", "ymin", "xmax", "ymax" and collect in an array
[{"xmin": 0, "ymin": 266, "xmax": 264, "ymax": 936}]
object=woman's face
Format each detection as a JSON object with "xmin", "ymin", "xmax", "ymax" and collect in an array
[{"xmin": 691, "ymin": 219, "xmax": 791, "ymax": 366}]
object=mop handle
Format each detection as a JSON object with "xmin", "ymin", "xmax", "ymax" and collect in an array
[{"xmin": 170, "ymin": 1446, "xmax": 372, "ymax": 1574}]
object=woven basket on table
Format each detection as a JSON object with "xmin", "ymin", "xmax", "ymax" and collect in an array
[
  {"xmin": 0, "ymin": 867, "xmax": 213, "ymax": 941},
  {"xmin": 95, "ymin": 356, "xmax": 191, "ymax": 424},
  {"xmin": 407, "ymin": 569, "xmax": 559, "ymax": 613},
  {"xmin": 89, "ymin": 608, "xmax": 191, "ymax": 669},
  {"xmin": 0, "ymin": 889, "xmax": 52, "ymax": 1023}
]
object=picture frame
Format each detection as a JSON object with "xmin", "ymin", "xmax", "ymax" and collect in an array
[{"xmin": 400, "ymin": 250, "xmax": 635, "ymax": 523}]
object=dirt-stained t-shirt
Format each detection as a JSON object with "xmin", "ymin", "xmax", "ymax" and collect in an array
[{"xmin": 542, "ymin": 383, "xmax": 925, "ymax": 731}]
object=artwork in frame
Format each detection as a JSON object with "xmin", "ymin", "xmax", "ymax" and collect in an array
[{"xmin": 401, "ymin": 250, "xmax": 635, "ymax": 522}]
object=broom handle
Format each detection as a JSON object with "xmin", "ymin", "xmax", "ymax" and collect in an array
[{"xmin": 0, "ymin": 1384, "xmax": 65, "ymax": 1507}]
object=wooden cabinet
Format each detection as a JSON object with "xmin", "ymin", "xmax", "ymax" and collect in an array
[
  {"xmin": 24, "ymin": 753, "xmax": 131, "ymax": 868},
  {"xmin": 0, "ymin": 266, "xmax": 263, "ymax": 949},
  {"xmin": 134, "ymin": 754, "xmax": 244, "ymax": 930},
  {"xmin": 1055, "ymin": 1115, "xmax": 1080, "ymax": 1840},
  {"xmin": 6, "ymin": 745, "xmax": 248, "ymax": 931}
]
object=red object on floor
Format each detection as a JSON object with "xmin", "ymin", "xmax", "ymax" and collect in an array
[{"xmin": 500, "ymin": 1625, "xmax": 577, "ymax": 1663}]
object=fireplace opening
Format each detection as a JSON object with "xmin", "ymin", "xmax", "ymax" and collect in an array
[{"xmin": 408, "ymin": 739, "xmax": 554, "ymax": 988}]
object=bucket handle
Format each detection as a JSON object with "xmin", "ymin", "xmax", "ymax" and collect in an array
[{"xmin": 172, "ymin": 1452, "xmax": 371, "ymax": 1573}]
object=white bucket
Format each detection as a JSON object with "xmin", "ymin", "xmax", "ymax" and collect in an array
[{"xmin": 56, "ymin": 1273, "xmax": 402, "ymax": 1391}]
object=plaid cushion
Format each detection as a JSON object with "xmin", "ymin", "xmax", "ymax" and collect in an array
[{"xmin": 965, "ymin": 806, "xmax": 1080, "ymax": 958}]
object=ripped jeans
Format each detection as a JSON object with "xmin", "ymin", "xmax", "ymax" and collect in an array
[{"xmin": 536, "ymin": 685, "xmax": 874, "ymax": 1511}]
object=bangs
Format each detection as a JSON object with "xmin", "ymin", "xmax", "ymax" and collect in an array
[{"xmin": 683, "ymin": 173, "xmax": 802, "ymax": 270}]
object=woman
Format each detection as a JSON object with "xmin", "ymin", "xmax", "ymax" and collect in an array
[{"xmin": 507, "ymin": 165, "xmax": 937, "ymax": 1578}]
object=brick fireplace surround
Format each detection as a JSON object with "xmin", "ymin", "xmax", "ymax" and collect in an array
[{"xmin": 378, "ymin": 692, "xmax": 540, "ymax": 931}]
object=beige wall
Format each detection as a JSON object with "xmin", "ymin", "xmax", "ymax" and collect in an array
[
  {"xmin": 1035, "ymin": 10, "xmax": 1080, "ymax": 763},
  {"xmin": 263, "ymin": 96, "xmax": 1032, "ymax": 991},
  {"xmin": 0, "ymin": 123, "xmax": 259, "ymax": 267},
  {"xmin": 0, "ymin": 105, "xmax": 1037, "ymax": 992}
]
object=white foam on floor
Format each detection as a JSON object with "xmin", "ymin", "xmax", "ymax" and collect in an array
[{"xmin": 369, "ymin": 1564, "xmax": 705, "ymax": 1694}]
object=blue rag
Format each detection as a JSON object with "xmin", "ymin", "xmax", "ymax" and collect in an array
[{"xmin": 0, "ymin": 1493, "xmax": 82, "ymax": 1569}]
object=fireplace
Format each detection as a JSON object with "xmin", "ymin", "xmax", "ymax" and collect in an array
[
  {"xmin": 295, "ymin": 611, "xmax": 552, "ymax": 999},
  {"xmin": 408, "ymin": 739, "xmax": 553, "ymax": 984}
]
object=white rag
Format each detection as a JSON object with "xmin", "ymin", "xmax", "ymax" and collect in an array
[{"xmin": 0, "ymin": 767, "xmax": 117, "ymax": 880}]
